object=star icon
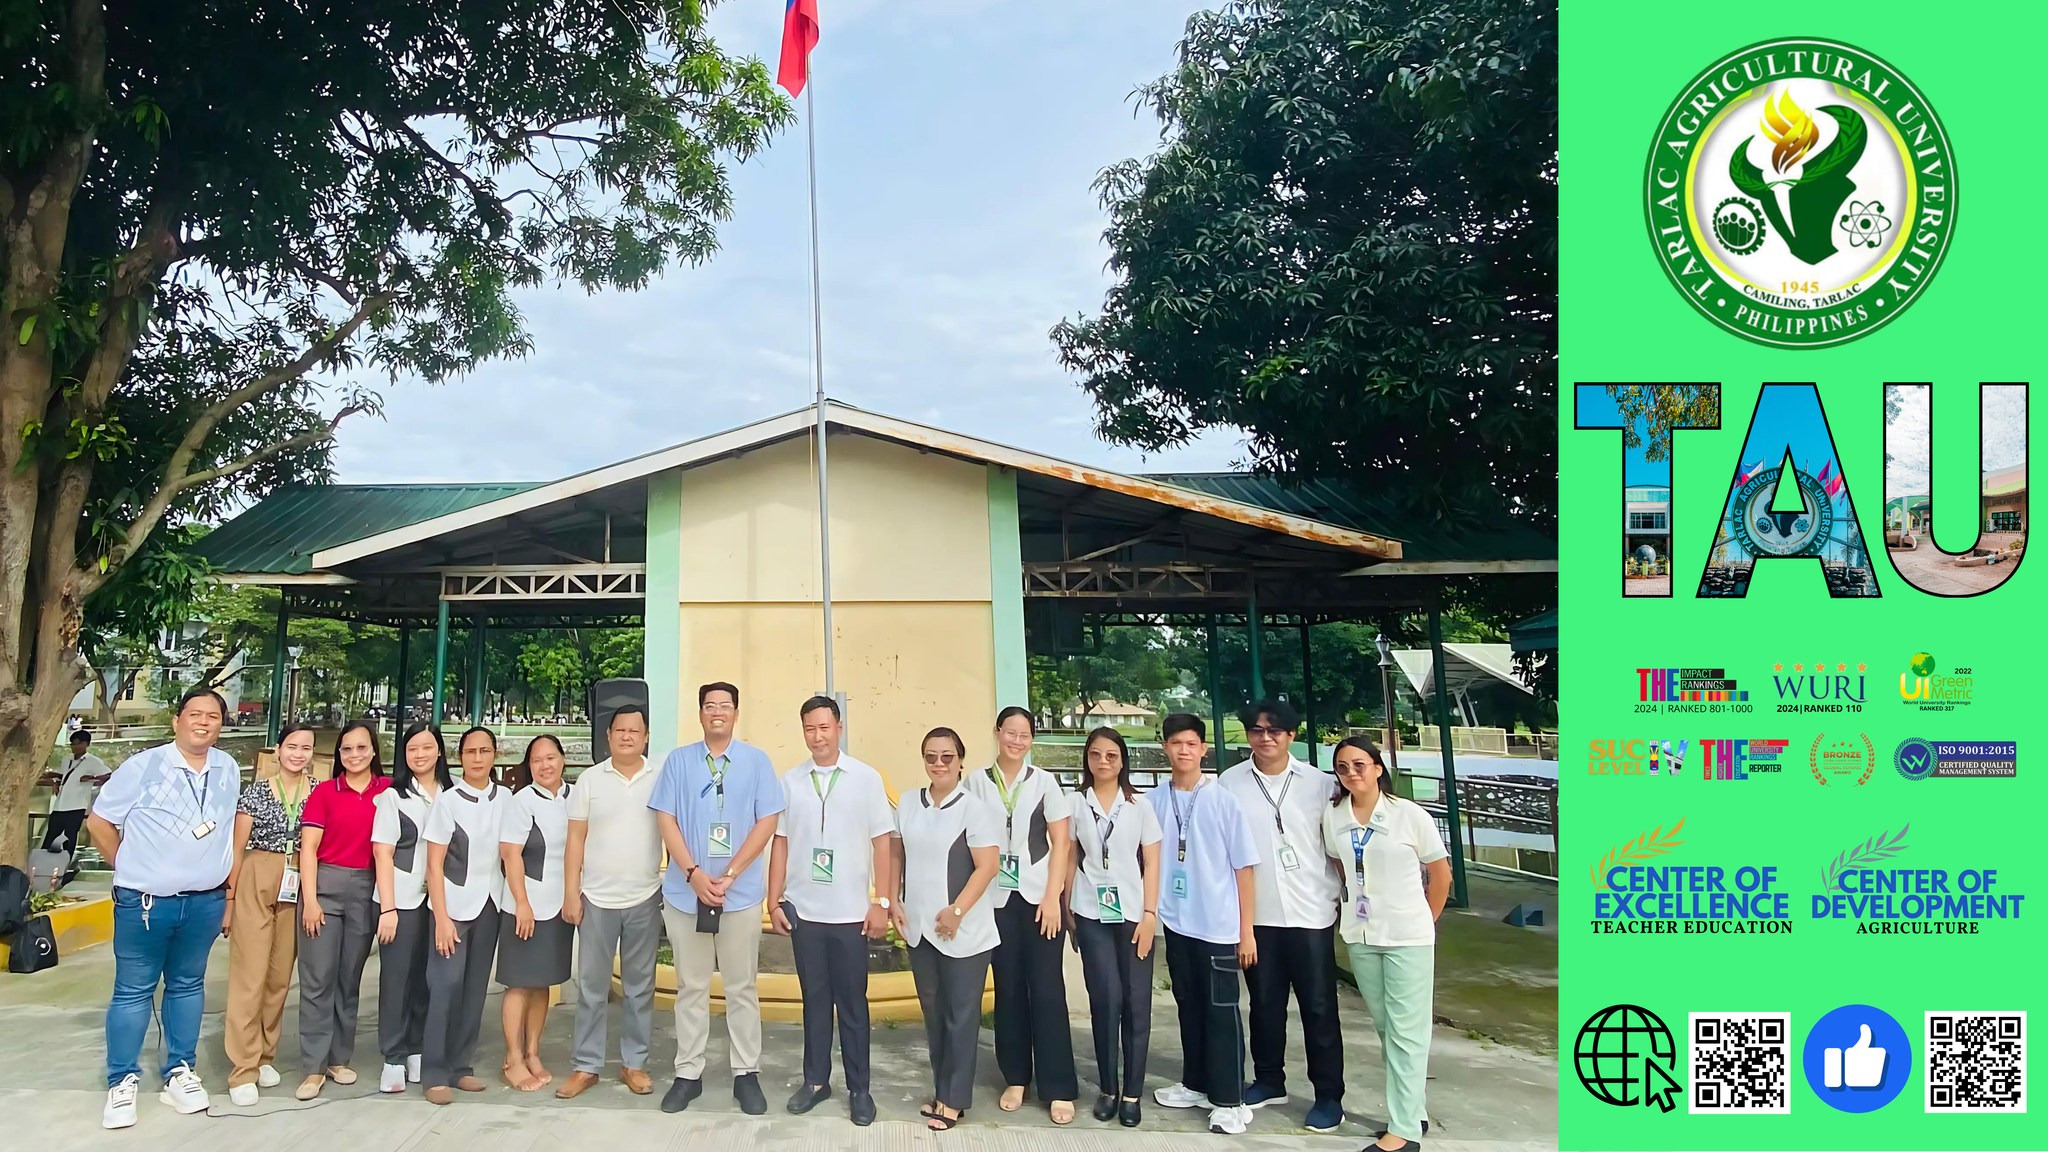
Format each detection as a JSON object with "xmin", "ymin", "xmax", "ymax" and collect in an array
[
  {"xmin": 1793, "ymin": 663, "xmax": 1804, "ymax": 672},
  {"xmin": 1836, "ymin": 662, "xmax": 1846, "ymax": 672},
  {"xmin": 1774, "ymin": 663, "xmax": 1785, "ymax": 672},
  {"xmin": 1857, "ymin": 663, "xmax": 1867, "ymax": 673}
]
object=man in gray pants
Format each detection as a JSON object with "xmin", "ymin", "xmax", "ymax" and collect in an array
[{"xmin": 556, "ymin": 706, "xmax": 666, "ymax": 1099}]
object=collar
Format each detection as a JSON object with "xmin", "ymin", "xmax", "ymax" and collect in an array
[
  {"xmin": 922, "ymin": 786, "xmax": 966, "ymax": 810},
  {"xmin": 1248, "ymin": 758, "xmax": 1302, "ymax": 780},
  {"xmin": 523, "ymin": 782, "xmax": 566, "ymax": 801},
  {"xmin": 454, "ymin": 779, "xmax": 499, "ymax": 802},
  {"xmin": 1341, "ymin": 793, "xmax": 1394, "ymax": 829},
  {"xmin": 599, "ymin": 757, "xmax": 651, "ymax": 780},
  {"xmin": 1083, "ymin": 787, "xmax": 1127, "ymax": 818}
]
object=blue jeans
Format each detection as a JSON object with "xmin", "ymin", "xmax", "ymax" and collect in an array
[{"xmin": 107, "ymin": 886, "xmax": 227, "ymax": 1087}]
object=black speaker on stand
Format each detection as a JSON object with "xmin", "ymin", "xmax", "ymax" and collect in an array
[{"xmin": 588, "ymin": 678, "xmax": 651, "ymax": 766}]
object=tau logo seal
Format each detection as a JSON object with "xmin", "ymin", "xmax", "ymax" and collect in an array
[{"xmin": 1645, "ymin": 39, "xmax": 1955, "ymax": 347}]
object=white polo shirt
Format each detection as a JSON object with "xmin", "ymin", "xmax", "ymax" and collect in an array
[
  {"xmin": 777, "ymin": 754, "xmax": 895, "ymax": 925},
  {"xmin": 1322, "ymin": 794, "xmax": 1448, "ymax": 947},
  {"xmin": 1070, "ymin": 785, "xmax": 1163, "ymax": 924},
  {"xmin": 500, "ymin": 782, "xmax": 571, "ymax": 920},
  {"xmin": 1219, "ymin": 758, "xmax": 1343, "ymax": 929},
  {"xmin": 91, "ymin": 742, "xmax": 242, "ymax": 897},
  {"xmin": 963, "ymin": 763, "xmax": 1070, "ymax": 907},
  {"xmin": 1145, "ymin": 777, "xmax": 1260, "ymax": 945},
  {"xmin": 55, "ymin": 752, "xmax": 109, "ymax": 811},
  {"xmin": 422, "ymin": 779, "xmax": 510, "ymax": 922},
  {"xmin": 895, "ymin": 785, "xmax": 1002, "ymax": 958},
  {"xmin": 567, "ymin": 757, "xmax": 665, "ymax": 909},
  {"xmin": 372, "ymin": 782, "xmax": 437, "ymax": 910}
]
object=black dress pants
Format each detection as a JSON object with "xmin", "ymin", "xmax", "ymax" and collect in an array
[
  {"xmin": 1075, "ymin": 914, "xmax": 1153, "ymax": 1097},
  {"xmin": 1246, "ymin": 923, "xmax": 1346, "ymax": 1102},
  {"xmin": 991, "ymin": 897, "xmax": 1079, "ymax": 1100},
  {"xmin": 1163, "ymin": 926, "xmax": 1244, "ymax": 1106},
  {"xmin": 791, "ymin": 915, "xmax": 872, "ymax": 1093}
]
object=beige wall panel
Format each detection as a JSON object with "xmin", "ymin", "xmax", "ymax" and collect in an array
[{"xmin": 675, "ymin": 438, "xmax": 821, "ymax": 604}]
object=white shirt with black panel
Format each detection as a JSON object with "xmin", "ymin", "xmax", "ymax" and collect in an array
[
  {"xmin": 963, "ymin": 763, "xmax": 1070, "ymax": 907},
  {"xmin": 894, "ymin": 785, "xmax": 1002, "ymax": 958},
  {"xmin": 1069, "ymin": 785, "xmax": 1163, "ymax": 924},
  {"xmin": 777, "ymin": 754, "xmax": 896, "ymax": 925},
  {"xmin": 372, "ymin": 783, "xmax": 437, "ymax": 910},
  {"xmin": 499, "ymin": 781, "xmax": 571, "ymax": 920},
  {"xmin": 421, "ymin": 779, "xmax": 510, "ymax": 922}
]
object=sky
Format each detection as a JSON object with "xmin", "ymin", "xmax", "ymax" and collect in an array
[
  {"xmin": 1573, "ymin": 386, "xmax": 1669, "ymax": 486},
  {"xmin": 328, "ymin": 0, "xmax": 1243, "ymax": 484},
  {"xmin": 1883, "ymin": 385, "xmax": 2027, "ymax": 499}
]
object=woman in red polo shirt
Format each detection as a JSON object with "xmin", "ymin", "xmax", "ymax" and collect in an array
[{"xmin": 294, "ymin": 720, "xmax": 390, "ymax": 1099}]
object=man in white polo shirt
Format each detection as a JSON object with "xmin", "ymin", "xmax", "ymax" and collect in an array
[
  {"xmin": 85, "ymin": 689, "xmax": 243, "ymax": 1129},
  {"xmin": 557, "ymin": 704, "xmax": 666, "ymax": 1099},
  {"xmin": 766, "ymin": 695, "xmax": 895, "ymax": 1126},
  {"xmin": 1218, "ymin": 699, "xmax": 1346, "ymax": 1132},
  {"xmin": 41, "ymin": 727, "xmax": 110, "ymax": 855}
]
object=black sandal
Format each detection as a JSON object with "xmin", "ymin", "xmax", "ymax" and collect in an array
[{"xmin": 927, "ymin": 1107, "xmax": 961, "ymax": 1130}]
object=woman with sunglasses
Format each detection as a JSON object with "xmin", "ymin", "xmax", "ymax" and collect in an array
[
  {"xmin": 222, "ymin": 724, "xmax": 318, "ymax": 1105},
  {"xmin": 373, "ymin": 723, "xmax": 451, "ymax": 1093},
  {"xmin": 1322, "ymin": 737, "xmax": 1450, "ymax": 1152},
  {"xmin": 1066, "ymin": 727, "xmax": 1162, "ymax": 1127},
  {"xmin": 293, "ymin": 720, "xmax": 389, "ymax": 1099},
  {"xmin": 891, "ymin": 728, "xmax": 1002, "ymax": 1133}
]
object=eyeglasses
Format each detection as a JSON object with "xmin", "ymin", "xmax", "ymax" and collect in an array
[
  {"xmin": 923, "ymin": 752, "xmax": 959, "ymax": 765},
  {"xmin": 1246, "ymin": 726, "xmax": 1290, "ymax": 738},
  {"xmin": 701, "ymin": 703, "xmax": 737, "ymax": 713}
]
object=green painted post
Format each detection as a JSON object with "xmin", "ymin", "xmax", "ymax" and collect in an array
[
  {"xmin": 394, "ymin": 626, "xmax": 411, "ymax": 729},
  {"xmin": 1428, "ymin": 597, "xmax": 1469, "ymax": 908},
  {"xmin": 1300, "ymin": 619, "xmax": 1316, "ymax": 767},
  {"xmin": 431, "ymin": 600, "xmax": 450, "ymax": 727},
  {"xmin": 1246, "ymin": 590, "xmax": 1265, "ymax": 700},
  {"xmin": 469, "ymin": 618, "xmax": 488, "ymax": 725},
  {"xmin": 266, "ymin": 595, "xmax": 289, "ymax": 743},
  {"xmin": 1207, "ymin": 613, "xmax": 1227, "ymax": 770}
]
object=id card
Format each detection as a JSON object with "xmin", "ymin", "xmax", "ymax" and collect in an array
[
  {"xmin": 191, "ymin": 819, "xmax": 217, "ymax": 840},
  {"xmin": 998, "ymin": 854, "xmax": 1020, "ymax": 890},
  {"xmin": 1171, "ymin": 870, "xmax": 1188, "ymax": 900},
  {"xmin": 1354, "ymin": 894, "xmax": 1372, "ymax": 922},
  {"xmin": 277, "ymin": 867, "xmax": 300, "ymax": 904},
  {"xmin": 1277, "ymin": 843, "xmax": 1302, "ymax": 872},
  {"xmin": 811, "ymin": 848, "xmax": 836, "ymax": 885},
  {"xmin": 708, "ymin": 822, "xmax": 732, "ymax": 857},
  {"xmin": 1096, "ymin": 883, "xmax": 1124, "ymax": 924}
]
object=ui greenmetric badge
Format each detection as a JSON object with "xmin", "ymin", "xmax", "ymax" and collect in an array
[{"xmin": 1644, "ymin": 38, "xmax": 1955, "ymax": 347}]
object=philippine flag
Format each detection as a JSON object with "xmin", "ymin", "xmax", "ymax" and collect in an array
[{"xmin": 778, "ymin": 0, "xmax": 820, "ymax": 96}]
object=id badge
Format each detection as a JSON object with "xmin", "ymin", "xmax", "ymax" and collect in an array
[
  {"xmin": 1355, "ymin": 894, "xmax": 1371, "ymax": 922},
  {"xmin": 708, "ymin": 822, "xmax": 733, "ymax": 857},
  {"xmin": 998, "ymin": 854, "xmax": 1020, "ymax": 890},
  {"xmin": 811, "ymin": 848, "xmax": 836, "ymax": 885},
  {"xmin": 1171, "ymin": 870, "xmax": 1188, "ymax": 900},
  {"xmin": 1096, "ymin": 883, "xmax": 1124, "ymax": 924},
  {"xmin": 191, "ymin": 820, "xmax": 217, "ymax": 840},
  {"xmin": 1277, "ymin": 843, "xmax": 1302, "ymax": 872},
  {"xmin": 277, "ymin": 867, "xmax": 300, "ymax": 904}
]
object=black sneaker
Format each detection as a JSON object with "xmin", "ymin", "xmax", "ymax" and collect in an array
[
  {"xmin": 661, "ymin": 1076, "xmax": 702, "ymax": 1113},
  {"xmin": 734, "ymin": 1073, "xmax": 767, "ymax": 1115},
  {"xmin": 849, "ymin": 1091, "xmax": 877, "ymax": 1126},
  {"xmin": 1242, "ymin": 1082, "xmax": 1289, "ymax": 1109},
  {"xmin": 786, "ymin": 1083, "xmax": 831, "ymax": 1115}
]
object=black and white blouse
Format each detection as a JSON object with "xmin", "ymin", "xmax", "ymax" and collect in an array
[
  {"xmin": 498, "ymin": 782, "xmax": 571, "ymax": 921},
  {"xmin": 237, "ymin": 777, "xmax": 309, "ymax": 855},
  {"xmin": 373, "ymin": 782, "xmax": 439, "ymax": 911}
]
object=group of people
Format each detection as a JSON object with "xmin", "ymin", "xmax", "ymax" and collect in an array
[{"xmin": 84, "ymin": 683, "xmax": 1450, "ymax": 1152}]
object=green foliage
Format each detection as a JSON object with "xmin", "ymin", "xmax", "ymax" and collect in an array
[
  {"xmin": 1052, "ymin": 0, "xmax": 1558, "ymax": 532},
  {"xmin": 1059, "ymin": 628, "xmax": 1177, "ymax": 721},
  {"xmin": 1604, "ymin": 385, "xmax": 1720, "ymax": 463}
]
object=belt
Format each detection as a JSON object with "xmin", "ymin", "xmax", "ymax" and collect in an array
[{"xmin": 116, "ymin": 882, "xmax": 228, "ymax": 899}]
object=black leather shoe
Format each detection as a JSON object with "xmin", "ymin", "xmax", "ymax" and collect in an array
[
  {"xmin": 1092, "ymin": 1094, "xmax": 1119, "ymax": 1122},
  {"xmin": 1375, "ymin": 1122, "xmax": 1430, "ymax": 1138},
  {"xmin": 787, "ymin": 1083, "xmax": 831, "ymax": 1115},
  {"xmin": 661, "ymin": 1076, "xmax": 702, "ymax": 1113},
  {"xmin": 850, "ymin": 1092, "xmax": 877, "ymax": 1126},
  {"xmin": 1119, "ymin": 1098, "xmax": 1142, "ymax": 1127},
  {"xmin": 734, "ymin": 1073, "xmax": 767, "ymax": 1115}
]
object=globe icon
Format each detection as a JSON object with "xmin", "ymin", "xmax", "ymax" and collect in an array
[
  {"xmin": 1910, "ymin": 652, "xmax": 1936, "ymax": 678},
  {"xmin": 1574, "ymin": 1004, "xmax": 1676, "ymax": 1107}
]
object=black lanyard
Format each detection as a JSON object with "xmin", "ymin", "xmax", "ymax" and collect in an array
[
  {"xmin": 180, "ymin": 762, "xmax": 212, "ymax": 815},
  {"xmin": 1171, "ymin": 783, "xmax": 1200, "ymax": 863},
  {"xmin": 1088, "ymin": 794, "xmax": 1121, "ymax": 870},
  {"xmin": 810, "ymin": 767, "xmax": 842, "ymax": 835},
  {"xmin": 1251, "ymin": 769, "xmax": 1293, "ymax": 835}
]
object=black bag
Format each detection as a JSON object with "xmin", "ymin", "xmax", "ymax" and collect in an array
[
  {"xmin": 8, "ymin": 915, "xmax": 58, "ymax": 974},
  {"xmin": 0, "ymin": 865, "xmax": 29, "ymax": 938}
]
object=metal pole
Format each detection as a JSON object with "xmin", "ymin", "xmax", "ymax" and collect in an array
[
  {"xmin": 469, "ymin": 618, "xmax": 488, "ymax": 726},
  {"xmin": 267, "ymin": 595, "xmax": 289, "ymax": 743},
  {"xmin": 1299, "ymin": 619, "xmax": 1316, "ymax": 767},
  {"xmin": 805, "ymin": 81, "xmax": 836, "ymax": 696},
  {"xmin": 431, "ymin": 600, "xmax": 450, "ymax": 727},
  {"xmin": 1207, "ymin": 613, "xmax": 1227, "ymax": 771},
  {"xmin": 394, "ymin": 626, "xmax": 411, "ymax": 729},
  {"xmin": 1246, "ymin": 590, "xmax": 1264, "ymax": 700},
  {"xmin": 1428, "ymin": 596, "xmax": 1469, "ymax": 907}
]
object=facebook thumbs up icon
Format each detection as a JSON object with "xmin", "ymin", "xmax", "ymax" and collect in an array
[{"xmin": 1805, "ymin": 1006, "xmax": 1909, "ymax": 1113}]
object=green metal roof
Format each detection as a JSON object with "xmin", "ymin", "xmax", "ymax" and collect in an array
[
  {"xmin": 1510, "ymin": 609, "xmax": 1558, "ymax": 653},
  {"xmin": 1145, "ymin": 473, "xmax": 1557, "ymax": 565},
  {"xmin": 197, "ymin": 483, "xmax": 541, "ymax": 574}
]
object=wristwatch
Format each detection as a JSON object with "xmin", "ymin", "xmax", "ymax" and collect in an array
[
  {"xmin": 874, "ymin": 897, "xmax": 891, "ymax": 910},
  {"xmin": 950, "ymin": 905, "xmax": 963, "ymax": 918}
]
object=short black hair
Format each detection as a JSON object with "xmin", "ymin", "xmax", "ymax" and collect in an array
[
  {"xmin": 1238, "ymin": 698, "xmax": 1300, "ymax": 732},
  {"xmin": 175, "ymin": 687, "xmax": 228, "ymax": 718},
  {"xmin": 608, "ymin": 704, "xmax": 649, "ymax": 730},
  {"xmin": 698, "ymin": 682, "xmax": 740, "ymax": 708},
  {"xmin": 70, "ymin": 728, "xmax": 92, "ymax": 745},
  {"xmin": 800, "ymin": 695, "xmax": 840, "ymax": 721},
  {"xmin": 1162, "ymin": 713, "xmax": 1207, "ymax": 742}
]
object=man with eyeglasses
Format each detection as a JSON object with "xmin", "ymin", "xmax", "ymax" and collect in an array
[
  {"xmin": 648, "ymin": 682, "xmax": 785, "ymax": 1115},
  {"xmin": 1216, "ymin": 699, "xmax": 1345, "ymax": 1132}
]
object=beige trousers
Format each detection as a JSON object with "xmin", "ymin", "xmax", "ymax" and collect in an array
[
  {"xmin": 224, "ymin": 851, "xmax": 298, "ymax": 1087},
  {"xmin": 661, "ymin": 901, "xmax": 764, "ymax": 1078}
]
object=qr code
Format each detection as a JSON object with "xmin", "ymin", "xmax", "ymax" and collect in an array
[
  {"xmin": 1926, "ymin": 1012, "xmax": 2026, "ymax": 1113},
  {"xmin": 1688, "ymin": 1012, "xmax": 1789, "ymax": 1114}
]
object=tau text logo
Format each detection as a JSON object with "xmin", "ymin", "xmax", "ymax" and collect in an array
[
  {"xmin": 1701, "ymin": 739, "xmax": 1790, "ymax": 779},
  {"xmin": 1895, "ymin": 738, "xmax": 2015, "ymax": 781},
  {"xmin": 1771, "ymin": 660, "xmax": 1867, "ymax": 714},
  {"xmin": 1899, "ymin": 653, "xmax": 1975, "ymax": 711},
  {"xmin": 1589, "ymin": 739, "xmax": 1688, "ymax": 777}
]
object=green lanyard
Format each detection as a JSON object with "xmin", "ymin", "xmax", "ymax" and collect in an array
[
  {"xmin": 705, "ymin": 752, "xmax": 729, "ymax": 810},
  {"xmin": 275, "ymin": 777, "xmax": 309, "ymax": 856},
  {"xmin": 989, "ymin": 765, "xmax": 1026, "ymax": 842},
  {"xmin": 810, "ymin": 767, "xmax": 842, "ymax": 834}
]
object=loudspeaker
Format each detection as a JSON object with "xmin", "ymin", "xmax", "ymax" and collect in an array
[
  {"xmin": 1504, "ymin": 902, "xmax": 1546, "ymax": 928},
  {"xmin": 589, "ymin": 678, "xmax": 651, "ymax": 764}
]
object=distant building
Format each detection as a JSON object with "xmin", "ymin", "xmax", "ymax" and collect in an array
[
  {"xmin": 1884, "ymin": 495, "xmax": 1931, "ymax": 532},
  {"xmin": 1624, "ymin": 484, "xmax": 1671, "ymax": 560},
  {"xmin": 1062, "ymin": 699, "xmax": 1158, "ymax": 729},
  {"xmin": 1983, "ymin": 464, "xmax": 2025, "ymax": 533}
]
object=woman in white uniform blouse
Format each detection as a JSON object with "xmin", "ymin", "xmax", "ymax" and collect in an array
[
  {"xmin": 372, "ymin": 723, "xmax": 450, "ymax": 1094},
  {"xmin": 496, "ymin": 734, "xmax": 573, "ymax": 1091}
]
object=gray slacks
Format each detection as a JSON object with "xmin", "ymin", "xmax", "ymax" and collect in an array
[
  {"xmin": 909, "ymin": 941, "xmax": 992, "ymax": 1111},
  {"xmin": 297, "ymin": 864, "xmax": 375, "ymax": 1074},
  {"xmin": 423, "ymin": 900, "xmax": 500, "ymax": 1088},
  {"xmin": 377, "ymin": 905, "xmax": 432, "ymax": 1063},
  {"xmin": 571, "ymin": 893, "xmax": 664, "ymax": 1075}
]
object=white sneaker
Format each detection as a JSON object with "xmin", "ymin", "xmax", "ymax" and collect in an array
[
  {"xmin": 257, "ymin": 1064, "xmax": 281, "ymax": 1088},
  {"xmin": 1155, "ymin": 1082, "xmax": 1210, "ymax": 1109},
  {"xmin": 406, "ymin": 1055, "xmax": 422, "ymax": 1083},
  {"xmin": 229, "ymin": 1083, "xmax": 259, "ymax": 1107},
  {"xmin": 380, "ymin": 1063, "xmax": 407, "ymax": 1094},
  {"xmin": 103, "ymin": 1075, "xmax": 140, "ymax": 1129},
  {"xmin": 1208, "ymin": 1104, "xmax": 1251, "ymax": 1134},
  {"xmin": 159, "ymin": 1064, "xmax": 211, "ymax": 1114}
]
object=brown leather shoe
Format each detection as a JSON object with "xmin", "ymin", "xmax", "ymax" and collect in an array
[
  {"xmin": 620, "ymin": 1068, "xmax": 653, "ymax": 1095},
  {"xmin": 556, "ymin": 1071, "xmax": 602, "ymax": 1099},
  {"xmin": 454, "ymin": 1075, "xmax": 488, "ymax": 1093}
]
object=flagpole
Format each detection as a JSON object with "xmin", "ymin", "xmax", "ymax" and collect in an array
[{"xmin": 805, "ymin": 80, "xmax": 836, "ymax": 697}]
